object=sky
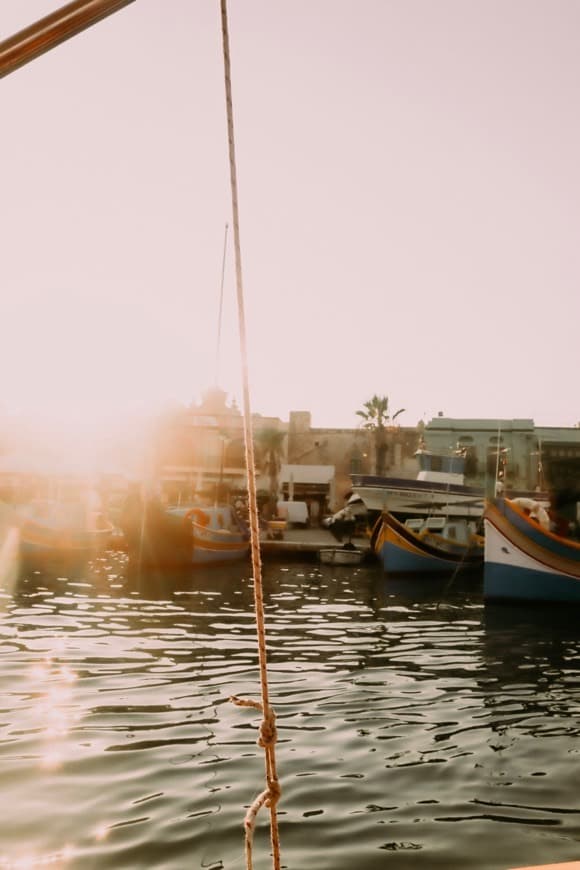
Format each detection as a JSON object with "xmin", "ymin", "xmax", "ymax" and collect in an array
[{"xmin": 2, "ymin": 0, "xmax": 579, "ymax": 453}]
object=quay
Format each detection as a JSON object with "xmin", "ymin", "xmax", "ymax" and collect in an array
[
  {"xmin": 259, "ymin": 524, "xmax": 372, "ymax": 560},
  {"xmin": 108, "ymin": 523, "xmax": 373, "ymax": 562}
]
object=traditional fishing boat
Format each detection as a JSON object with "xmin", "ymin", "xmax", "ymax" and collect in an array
[
  {"xmin": 166, "ymin": 504, "xmax": 250, "ymax": 565},
  {"xmin": 483, "ymin": 497, "xmax": 580, "ymax": 603},
  {"xmin": 372, "ymin": 511, "xmax": 484, "ymax": 575},
  {"xmin": 120, "ymin": 493, "xmax": 249, "ymax": 568},
  {"xmin": 19, "ymin": 498, "xmax": 114, "ymax": 562}
]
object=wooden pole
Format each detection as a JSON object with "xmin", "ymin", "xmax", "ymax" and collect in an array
[{"xmin": 0, "ymin": 0, "xmax": 136, "ymax": 80}]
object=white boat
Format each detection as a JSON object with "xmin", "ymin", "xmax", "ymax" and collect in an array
[
  {"xmin": 319, "ymin": 546, "xmax": 365, "ymax": 566},
  {"xmin": 350, "ymin": 449, "xmax": 485, "ymax": 520},
  {"xmin": 351, "ymin": 449, "xmax": 549, "ymax": 522}
]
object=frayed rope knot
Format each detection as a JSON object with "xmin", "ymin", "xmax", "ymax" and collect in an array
[
  {"xmin": 230, "ymin": 695, "xmax": 262, "ymax": 712},
  {"xmin": 230, "ymin": 696, "xmax": 278, "ymax": 750}
]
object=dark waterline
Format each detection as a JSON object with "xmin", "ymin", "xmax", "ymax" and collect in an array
[{"xmin": 0, "ymin": 554, "xmax": 579, "ymax": 869}]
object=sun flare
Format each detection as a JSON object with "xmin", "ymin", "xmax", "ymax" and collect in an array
[{"xmin": 2, "ymin": 287, "xmax": 245, "ymax": 479}]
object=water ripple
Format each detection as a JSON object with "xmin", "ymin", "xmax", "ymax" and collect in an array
[{"xmin": 0, "ymin": 558, "xmax": 579, "ymax": 868}]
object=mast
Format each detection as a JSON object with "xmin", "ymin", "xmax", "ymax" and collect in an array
[{"xmin": 0, "ymin": 0, "xmax": 136, "ymax": 80}]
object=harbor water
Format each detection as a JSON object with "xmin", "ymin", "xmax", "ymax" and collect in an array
[{"xmin": 1, "ymin": 554, "xmax": 579, "ymax": 869}]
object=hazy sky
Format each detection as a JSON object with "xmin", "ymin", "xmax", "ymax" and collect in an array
[{"xmin": 2, "ymin": 1, "xmax": 579, "ymax": 439}]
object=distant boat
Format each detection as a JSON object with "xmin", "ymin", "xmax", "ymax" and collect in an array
[
  {"xmin": 372, "ymin": 511, "xmax": 484, "ymax": 575},
  {"xmin": 121, "ymin": 494, "xmax": 249, "ymax": 568},
  {"xmin": 484, "ymin": 497, "xmax": 580, "ymax": 603},
  {"xmin": 19, "ymin": 499, "xmax": 113, "ymax": 562}
]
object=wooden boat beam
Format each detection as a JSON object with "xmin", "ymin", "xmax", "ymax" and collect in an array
[{"xmin": 0, "ymin": 0, "xmax": 136, "ymax": 80}]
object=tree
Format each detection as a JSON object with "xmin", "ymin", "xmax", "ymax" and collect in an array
[
  {"xmin": 255, "ymin": 428, "xmax": 286, "ymax": 518},
  {"xmin": 356, "ymin": 395, "xmax": 405, "ymax": 475}
]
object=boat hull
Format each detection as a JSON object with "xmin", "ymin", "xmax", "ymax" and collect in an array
[
  {"xmin": 483, "ymin": 498, "xmax": 580, "ymax": 603},
  {"xmin": 18, "ymin": 501, "xmax": 113, "ymax": 564},
  {"xmin": 351, "ymin": 474, "xmax": 484, "ymax": 519},
  {"xmin": 123, "ymin": 503, "xmax": 249, "ymax": 568},
  {"xmin": 190, "ymin": 524, "xmax": 249, "ymax": 565},
  {"xmin": 319, "ymin": 547, "xmax": 364, "ymax": 566},
  {"xmin": 21, "ymin": 527, "xmax": 111, "ymax": 559},
  {"xmin": 351, "ymin": 475, "xmax": 549, "ymax": 522},
  {"xmin": 373, "ymin": 512, "xmax": 484, "ymax": 574}
]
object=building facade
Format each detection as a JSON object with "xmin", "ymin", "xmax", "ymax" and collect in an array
[
  {"xmin": 155, "ymin": 398, "xmax": 422, "ymax": 515},
  {"xmin": 155, "ymin": 397, "xmax": 580, "ymax": 517},
  {"xmin": 285, "ymin": 411, "xmax": 421, "ymax": 511},
  {"xmin": 423, "ymin": 416, "xmax": 580, "ymax": 492}
]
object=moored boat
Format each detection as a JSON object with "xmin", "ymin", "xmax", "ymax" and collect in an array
[
  {"xmin": 483, "ymin": 497, "xmax": 580, "ymax": 603},
  {"xmin": 166, "ymin": 505, "xmax": 250, "ymax": 565},
  {"xmin": 19, "ymin": 498, "xmax": 114, "ymax": 562},
  {"xmin": 319, "ymin": 546, "xmax": 365, "ymax": 566},
  {"xmin": 372, "ymin": 511, "xmax": 484, "ymax": 575},
  {"xmin": 120, "ymin": 491, "xmax": 250, "ymax": 568},
  {"xmin": 351, "ymin": 447, "xmax": 549, "ymax": 523},
  {"xmin": 351, "ymin": 448, "xmax": 485, "ymax": 521}
]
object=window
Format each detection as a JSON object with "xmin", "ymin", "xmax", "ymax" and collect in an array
[{"xmin": 350, "ymin": 456, "xmax": 362, "ymax": 474}]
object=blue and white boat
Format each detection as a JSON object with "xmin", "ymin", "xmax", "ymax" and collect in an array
[
  {"xmin": 121, "ymin": 496, "xmax": 250, "ymax": 568},
  {"xmin": 372, "ymin": 511, "xmax": 484, "ymax": 575},
  {"xmin": 484, "ymin": 497, "xmax": 580, "ymax": 603},
  {"xmin": 166, "ymin": 505, "xmax": 250, "ymax": 565}
]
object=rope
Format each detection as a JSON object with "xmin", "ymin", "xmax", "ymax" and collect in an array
[
  {"xmin": 219, "ymin": 3, "xmax": 282, "ymax": 868},
  {"xmin": 436, "ymin": 521, "xmax": 483, "ymax": 608},
  {"xmin": 214, "ymin": 222, "xmax": 229, "ymax": 386},
  {"xmin": 231, "ymin": 696, "xmax": 281, "ymax": 869}
]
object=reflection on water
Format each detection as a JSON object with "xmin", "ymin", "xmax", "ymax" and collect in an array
[{"xmin": 0, "ymin": 556, "xmax": 579, "ymax": 868}]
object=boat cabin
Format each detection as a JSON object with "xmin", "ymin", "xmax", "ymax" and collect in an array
[
  {"xmin": 405, "ymin": 515, "xmax": 478, "ymax": 544},
  {"xmin": 415, "ymin": 450, "xmax": 466, "ymax": 486}
]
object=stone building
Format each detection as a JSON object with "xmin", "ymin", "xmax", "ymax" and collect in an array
[
  {"xmin": 155, "ymin": 396, "xmax": 580, "ymax": 518},
  {"xmin": 155, "ymin": 388, "xmax": 252, "ymax": 503},
  {"xmin": 155, "ymin": 398, "xmax": 421, "ymax": 514},
  {"xmin": 423, "ymin": 415, "xmax": 580, "ymax": 492},
  {"xmin": 285, "ymin": 411, "xmax": 421, "ymax": 511}
]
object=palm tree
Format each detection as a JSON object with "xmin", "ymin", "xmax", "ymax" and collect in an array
[
  {"xmin": 356, "ymin": 395, "xmax": 405, "ymax": 475},
  {"xmin": 255, "ymin": 428, "xmax": 286, "ymax": 519}
]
